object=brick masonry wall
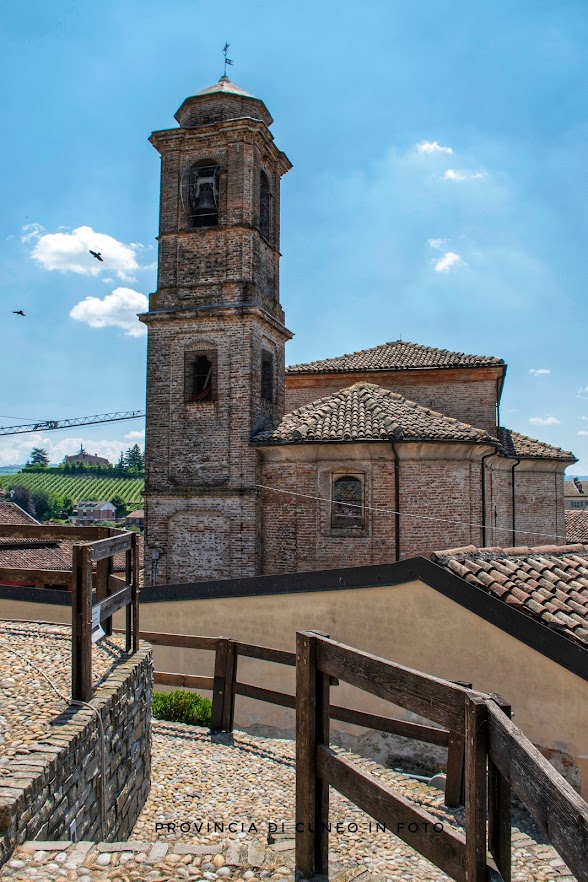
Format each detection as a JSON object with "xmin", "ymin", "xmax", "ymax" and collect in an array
[
  {"xmin": 0, "ymin": 643, "xmax": 152, "ymax": 866},
  {"xmin": 285, "ymin": 368, "xmax": 502, "ymax": 436},
  {"xmin": 259, "ymin": 444, "xmax": 567, "ymax": 574},
  {"xmin": 514, "ymin": 465, "xmax": 566, "ymax": 547}
]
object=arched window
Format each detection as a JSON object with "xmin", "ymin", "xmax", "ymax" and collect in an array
[
  {"xmin": 185, "ymin": 160, "xmax": 220, "ymax": 228},
  {"xmin": 331, "ymin": 476, "xmax": 363, "ymax": 528},
  {"xmin": 260, "ymin": 170, "xmax": 271, "ymax": 240},
  {"xmin": 261, "ymin": 350, "xmax": 274, "ymax": 401},
  {"xmin": 192, "ymin": 356, "xmax": 213, "ymax": 400},
  {"xmin": 184, "ymin": 350, "xmax": 217, "ymax": 403}
]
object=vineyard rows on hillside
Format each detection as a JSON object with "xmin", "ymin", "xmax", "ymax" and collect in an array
[{"xmin": 0, "ymin": 473, "xmax": 144, "ymax": 504}]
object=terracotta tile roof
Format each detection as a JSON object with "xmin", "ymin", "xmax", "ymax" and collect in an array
[
  {"xmin": 497, "ymin": 428, "xmax": 576, "ymax": 463},
  {"xmin": 0, "ymin": 533, "xmax": 144, "ymax": 577},
  {"xmin": 564, "ymin": 479, "xmax": 586, "ymax": 496},
  {"xmin": 431, "ymin": 544, "xmax": 588, "ymax": 647},
  {"xmin": 0, "ymin": 503, "xmax": 39, "ymax": 525},
  {"xmin": 287, "ymin": 340, "xmax": 505, "ymax": 375},
  {"xmin": 253, "ymin": 382, "xmax": 498, "ymax": 445},
  {"xmin": 565, "ymin": 511, "xmax": 588, "ymax": 544}
]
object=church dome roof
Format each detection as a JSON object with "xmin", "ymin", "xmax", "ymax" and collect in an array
[
  {"xmin": 194, "ymin": 76, "xmax": 255, "ymax": 98},
  {"xmin": 174, "ymin": 76, "xmax": 273, "ymax": 128}
]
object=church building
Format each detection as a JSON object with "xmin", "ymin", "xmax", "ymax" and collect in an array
[{"xmin": 141, "ymin": 77, "xmax": 575, "ymax": 585}]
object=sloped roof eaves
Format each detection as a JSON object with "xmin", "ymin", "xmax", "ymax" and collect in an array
[
  {"xmin": 286, "ymin": 340, "xmax": 505, "ymax": 375},
  {"xmin": 430, "ymin": 545, "xmax": 588, "ymax": 649},
  {"xmin": 498, "ymin": 428, "xmax": 576, "ymax": 463}
]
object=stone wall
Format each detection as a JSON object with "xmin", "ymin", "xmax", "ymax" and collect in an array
[{"xmin": 0, "ymin": 642, "xmax": 152, "ymax": 866}]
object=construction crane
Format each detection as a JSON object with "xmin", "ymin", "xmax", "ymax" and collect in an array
[{"xmin": 0, "ymin": 410, "xmax": 145, "ymax": 437}]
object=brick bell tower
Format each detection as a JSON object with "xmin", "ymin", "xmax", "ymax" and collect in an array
[{"xmin": 141, "ymin": 76, "xmax": 292, "ymax": 584}]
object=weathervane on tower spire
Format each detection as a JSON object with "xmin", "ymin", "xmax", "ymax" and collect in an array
[{"xmin": 222, "ymin": 42, "xmax": 233, "ymax": 79}]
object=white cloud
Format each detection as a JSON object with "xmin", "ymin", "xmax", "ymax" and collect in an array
[
  {"xmin": 529, "ymin": 416, "xmax": 560, "ymax": 426},
  {"xmin": 578, "ymin": 387, "xmax": 588, "ymax": 400},
  {"xmin": 577, "ymin": 431, "xmax": 588, "ymax": 437},
  {"xmin": 26, "ymin": 225, "xmax": 142, "ymax": 281},
  {"xmin": 69, "ymin": 287, "xmax": 148, "ymax": 337},
  {"xmin": 528, "ymin": 368, "xmax": 550, "ymax": 376},
  {"xmin": 433, "ymin": 251, "xmax": 465, "ymax": 273},
  {"xmin": 124, "ymin": 429, "xmax": 145, "ymax": 441},
  {"xmin": 20, "ymin": 223, "xmax": 44, "ymax": 244},
  {"xmin": 417, "ymin": 141, "xmax": 453, "ymax": 155},
  {"xmin": 427, "ymin": 238, "xmax": 443, "ymax": 249},
  {"xmin": 443, "ymin": 169, "xmax": 486, "ymax": 182},
  {"xmin": 0, "ymin": 434, "xmax": 140, "ymax": 468}
]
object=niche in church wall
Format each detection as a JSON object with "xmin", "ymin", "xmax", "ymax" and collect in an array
[{"xmin": 168, "ymin": 511, "xmax": 231, "ymax": 583}]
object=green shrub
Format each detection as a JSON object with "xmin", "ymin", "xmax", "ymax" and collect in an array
[{"xmin": 152, "ymin": 689, "xmax": 212, "ymax": 727}]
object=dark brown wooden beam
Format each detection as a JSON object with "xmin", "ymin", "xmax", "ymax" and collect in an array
[
  {"xmin": 154, "ymin": 671, "xmax": 214, "ymax": 691},
  {"xmin": 90, "ymin": 533, "xmax": 133, "ymax": 561},
  {"xmin": 235, "ymin": 641, "xmax": 295, "ymax": 666},
  {"xmin": 487, "ymin": 702, "xmax": 588, "ymax": 882},
  {"xmin": 317, "ymin": 745, "xmax": 467, "ymax": 882},
  {"xmin": 317, "ymin": 636, "xmax": 467, "ymax": 731}
]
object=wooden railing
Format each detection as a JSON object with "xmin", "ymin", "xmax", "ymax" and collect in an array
[
  {"xmin": 295, "ymin": 630, "xmax": 588, "ymax": 882},
  {"xmin": 136, "ymin": 629, "xmax": 465, "ymax": 806},
  {"xmin": 72, "ymin": 531, "xmax": 139, "ymax": 701}
]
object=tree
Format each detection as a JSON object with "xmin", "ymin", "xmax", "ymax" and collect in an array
[
  {"xmin": 62, "ymin": 496, "xmax": 74, "ymax": 516},
  {"xmin": 10, "ymin": 485, "xmax": 36, "ymax": 516},
  {"xmin": 28, "ymin": 448, "xmax": 49, "ymax": 468},
  {"xmin": 109, "ymin": 494, "xmax": 127, "ymax": 518},
  {"xmin": 31, "ymin": 489, "xmax": 51, "ymax": 520},
  {"xmin": 125, "ymin": 444, "xmax": 144, "ymax": 472}
]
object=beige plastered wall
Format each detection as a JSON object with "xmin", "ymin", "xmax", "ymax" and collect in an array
[{"xmin": 2, "ymin": 580, "xmax": 586, "ymax": 796}]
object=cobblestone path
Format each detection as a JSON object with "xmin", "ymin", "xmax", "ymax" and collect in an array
[{"xmin": 0, "ymin": 721, "xmax": 576, "ymax": 881}]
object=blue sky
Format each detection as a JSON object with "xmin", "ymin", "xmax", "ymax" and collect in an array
[{"xmin": 1, "ymin": 0, "xmax": 587, "ymax": 471}]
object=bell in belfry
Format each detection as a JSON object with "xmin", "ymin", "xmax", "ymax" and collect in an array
[{"xmin": 189, "ymin": 164, "xmax": 220, "ymax": 226}]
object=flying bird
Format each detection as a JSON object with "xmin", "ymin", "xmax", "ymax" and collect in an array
[
  {"xmin": 89, "ymin": 250, "xmax": 103, "ymax": 262},
  {"xmin": 12, "ymin": 310, "xmax": 25, "ymax": 317}
]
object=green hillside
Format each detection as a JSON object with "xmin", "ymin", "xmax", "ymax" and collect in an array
[{"xmin": 0, "ymin": 472, "xmax": 144, "ymax": 505}]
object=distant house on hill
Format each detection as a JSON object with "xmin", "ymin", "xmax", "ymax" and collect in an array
[
  {"xmin": 125, "ymin": 510, "xmax": 144, "ymax": 529},
  {"xmin": 64, "ymin": 445, "xmax": 110, "ymax": 467},
  {"xmin": 73, "ymin": 501, "xmax": 117, "ymax": 524},
  {"xmin": 564, "ymin": 477, "xmax": 588, "ymax": 510}
]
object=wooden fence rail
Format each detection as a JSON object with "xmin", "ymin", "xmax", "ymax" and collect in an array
[
  {"xmin": 71, "ymin": 531, "xmax": 139, "ymax": 701},
  {"xmin": 136, "ymin": 629, "xmax": 464, "ymax": 807}
]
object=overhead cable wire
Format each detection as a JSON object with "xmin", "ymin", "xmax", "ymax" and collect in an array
[{"xmin": 253, "ymin": 483, "xmax": 573, "ymax": 545}]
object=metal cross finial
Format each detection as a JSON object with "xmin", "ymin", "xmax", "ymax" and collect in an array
[{"xmin": 222, "ymin": 42, "xmax": 234, "ymax": 78}]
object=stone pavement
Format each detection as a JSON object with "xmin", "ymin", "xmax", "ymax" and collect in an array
[{"xmin": 0, "ymin": 721, "xmax": 576, "ymax": 881}]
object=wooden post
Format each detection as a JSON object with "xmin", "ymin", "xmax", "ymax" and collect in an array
[
  {"xmin": 131, "ymin": 532, "xmax": 140, "ymax": 653},
  {"xmin": 487, "ymin": 695, "xmax": 511, "ymax": 882},
  {"xmin": 445, "ymin": 731, "xmax": 465, "ymax": 807},
  {"xmin": 125, "ymin": 548, "xmax": 132, "ymax": 652},
  {"xmin": 296, "ymin": 631, "xmax": 329, "ymax": 881},
  {"xmin": 210, "ymin": 638, "xmax": 237, "ymax": 733},
  {"xmin": 72, "ymin": 544, "xmax": 93, "ymax": 702},
  {"xmin": 465, "ymin": 694, "xmax": 488, "ymax": 882},
  {"xmin": 96, "ymin": 555, "xmax": 112, "ymax": 636},
  {"xmin": 222, "ymin": 639, "xmax": 237, "ymax": 732}
]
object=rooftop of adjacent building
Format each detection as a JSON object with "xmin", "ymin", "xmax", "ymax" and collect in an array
[{"xmin": 431, "ymin": 543, "xmax": 588, "ymax": 647}]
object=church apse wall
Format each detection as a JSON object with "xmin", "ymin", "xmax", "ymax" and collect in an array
[{"xmin": 285, "ymin": 367, "xmax": 502, "ymax": 437}]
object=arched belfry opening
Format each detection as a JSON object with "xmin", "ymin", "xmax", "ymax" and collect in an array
[
  {"xmin": 260, "ymin": 170, "xmax": 271, "ymax": 240},
  {"xmin": 182, "ymin": 160, "xmax": 220, "ymax": 228}
]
